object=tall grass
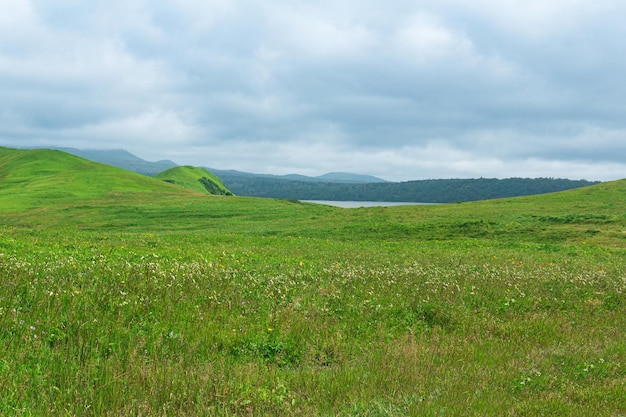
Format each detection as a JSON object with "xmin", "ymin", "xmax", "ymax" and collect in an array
[
  {"xmin": 1, "ymin": 226, "xmax": 624, "ymax": 416},
  {"xmin": 1, "ymin": 148, "xmax": 624, "ymax": 414}
]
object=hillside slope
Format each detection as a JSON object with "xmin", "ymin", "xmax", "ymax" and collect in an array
[
  {"xmin": 2, "ymin": 146, "xmax": 626, "ymax": 247},
  {"xmin": 155, "ymin": 166, "xmax": 233, "ymax": 196},
  {"xmin": 0, "ymin": 147, "xmax": 200, "ymax": 210}
]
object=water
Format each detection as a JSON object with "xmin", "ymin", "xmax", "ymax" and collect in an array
[{"xmin": 300, "ymin": 200, "xmax": 436, "ymax": 208}]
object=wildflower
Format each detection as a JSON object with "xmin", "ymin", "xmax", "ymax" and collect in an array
[{"xmin": 267, "ymin": 327, "xmax": 273, "ymax": 333}]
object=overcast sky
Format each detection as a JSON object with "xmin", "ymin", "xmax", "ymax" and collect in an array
[{"xmin": 1, "ymin": 0, "xmax": 625, "ymax": 181}]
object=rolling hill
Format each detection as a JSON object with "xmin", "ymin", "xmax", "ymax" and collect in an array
[
  {"xmin": 0, "ymin": 147, "xmax": 211, "ymax": 211},
  {"xmin": 41, "ymin": 148, "xmax": 388, "ymax": 184},
  {"xmin": 154, "ymin": 165, "xmax": 233, "ymax": 196},
  {"xmin": 1, "ymin": 145, "xmax": 625, "ymax": 247},
  {"xmin": 26, "ymin": 148, "xmax": 599, "ymax": 202}
]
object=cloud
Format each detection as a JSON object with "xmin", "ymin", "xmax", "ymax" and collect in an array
[
  {"xmin": 392, "ymin": 12, "xmax": 474, "ymax": 66},
  {"xmin": 1, "ymin": 0, "xmax": 626, "ymax": 181}
]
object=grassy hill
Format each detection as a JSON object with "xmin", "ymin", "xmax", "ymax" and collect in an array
[
  {"xmin": 1, "ymin": 146, "xmax": 624, "ymax": 246},
  {"xmin": 154, "ymin": 165, "xmax": 233, "ymax": 196},
  {"xmin": 0, "ymin": 146, "xmax": 624, "ymax": 416},
  {"xmin": 0, "ymin": 147, "xmax": 201, "ymax": 207}
]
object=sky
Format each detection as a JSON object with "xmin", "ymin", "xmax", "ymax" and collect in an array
[{"xmin": 1, "ymin": 0, "xmax": 626, "ymax": 181}]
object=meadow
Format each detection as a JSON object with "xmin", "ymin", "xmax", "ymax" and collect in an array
[{"xmin": 0, "ymin": 149, "xmax": 625, "ymax": 416}]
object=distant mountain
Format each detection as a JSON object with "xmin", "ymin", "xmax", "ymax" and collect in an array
[
  {"xmin": 315, "ymin": 172, "xmax": 388, "ymax": 183},
  {"xmin": 209, "ymin": 168, "xmax": 387, "ymax": 184},
  {"xmin": 46, "ymin": 148, "xmax": 387, "ymax": 184},
  {"xmin": 54, "ymin": 147, "xmax": 177, "ymax": 176},
  {"xmin": 155, "ymin": 166, "xmax": 233, "ymax": 196}
]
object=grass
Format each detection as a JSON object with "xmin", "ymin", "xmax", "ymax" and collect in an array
[
  {"xmin": 0, "ymin": 147, "xmax": 625, "ymax": 416},
  {"xmin": 154, "ymin": 165, "xmax": 233, "ymax": 195},
  {"xmin": 0, "ymin": 147, "xmax": 198, "ymax": 211}
]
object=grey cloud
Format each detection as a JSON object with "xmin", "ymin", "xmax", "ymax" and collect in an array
[{"xmin": 1, "ymin": 0, "xmax": 626, "ymax": 181}]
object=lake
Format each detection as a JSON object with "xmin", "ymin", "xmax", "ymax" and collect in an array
[{"xmin": 300, "ymin": 200, "xmax": 437, "ymax": 208}]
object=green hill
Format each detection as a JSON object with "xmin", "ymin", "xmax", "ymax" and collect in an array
[
  {"xmin": 2, "ymin": 145, "xmax": 626, "ymax": 247},
  {"xmin": 154, "ymin": 165, "xmax": 233, "ymax": 196},
  {"xmin": 1, "ymin": 145, "xmax": 625, "ymax": 247},
  {"xmin": 0, "ymin": 147, "xmax": 203, "ymax": 211}
]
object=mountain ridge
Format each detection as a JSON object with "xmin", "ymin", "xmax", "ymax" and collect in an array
[
  {"xmin": 37, "ymin": 147, "xmax": 390, "ymax": 183},
  {"xmin": 51, "ymin": 147, "xmax": 178, "ymax": 176},
  {"xmin": 208, "ymin": 168, "xmax": 388, "ymax": 184}
]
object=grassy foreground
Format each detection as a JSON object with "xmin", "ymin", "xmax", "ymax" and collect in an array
[{"xmin": 0, "ymin": 149, "xmax": 625, "ymax": 416}]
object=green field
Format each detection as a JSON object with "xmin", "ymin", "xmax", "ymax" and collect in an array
[{"xmin": 1, "ymin": 147, "xmax": 625, "ymax": 416}]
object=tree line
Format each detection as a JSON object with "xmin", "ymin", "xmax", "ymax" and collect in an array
[{"xmin": 218, "ymin": 176, "xmax": 599, "ymax": 203}]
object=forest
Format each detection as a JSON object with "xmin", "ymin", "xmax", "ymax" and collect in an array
[{"xmin": 219, "ymin": 176, "xmax": 599, "ymax": 202}]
